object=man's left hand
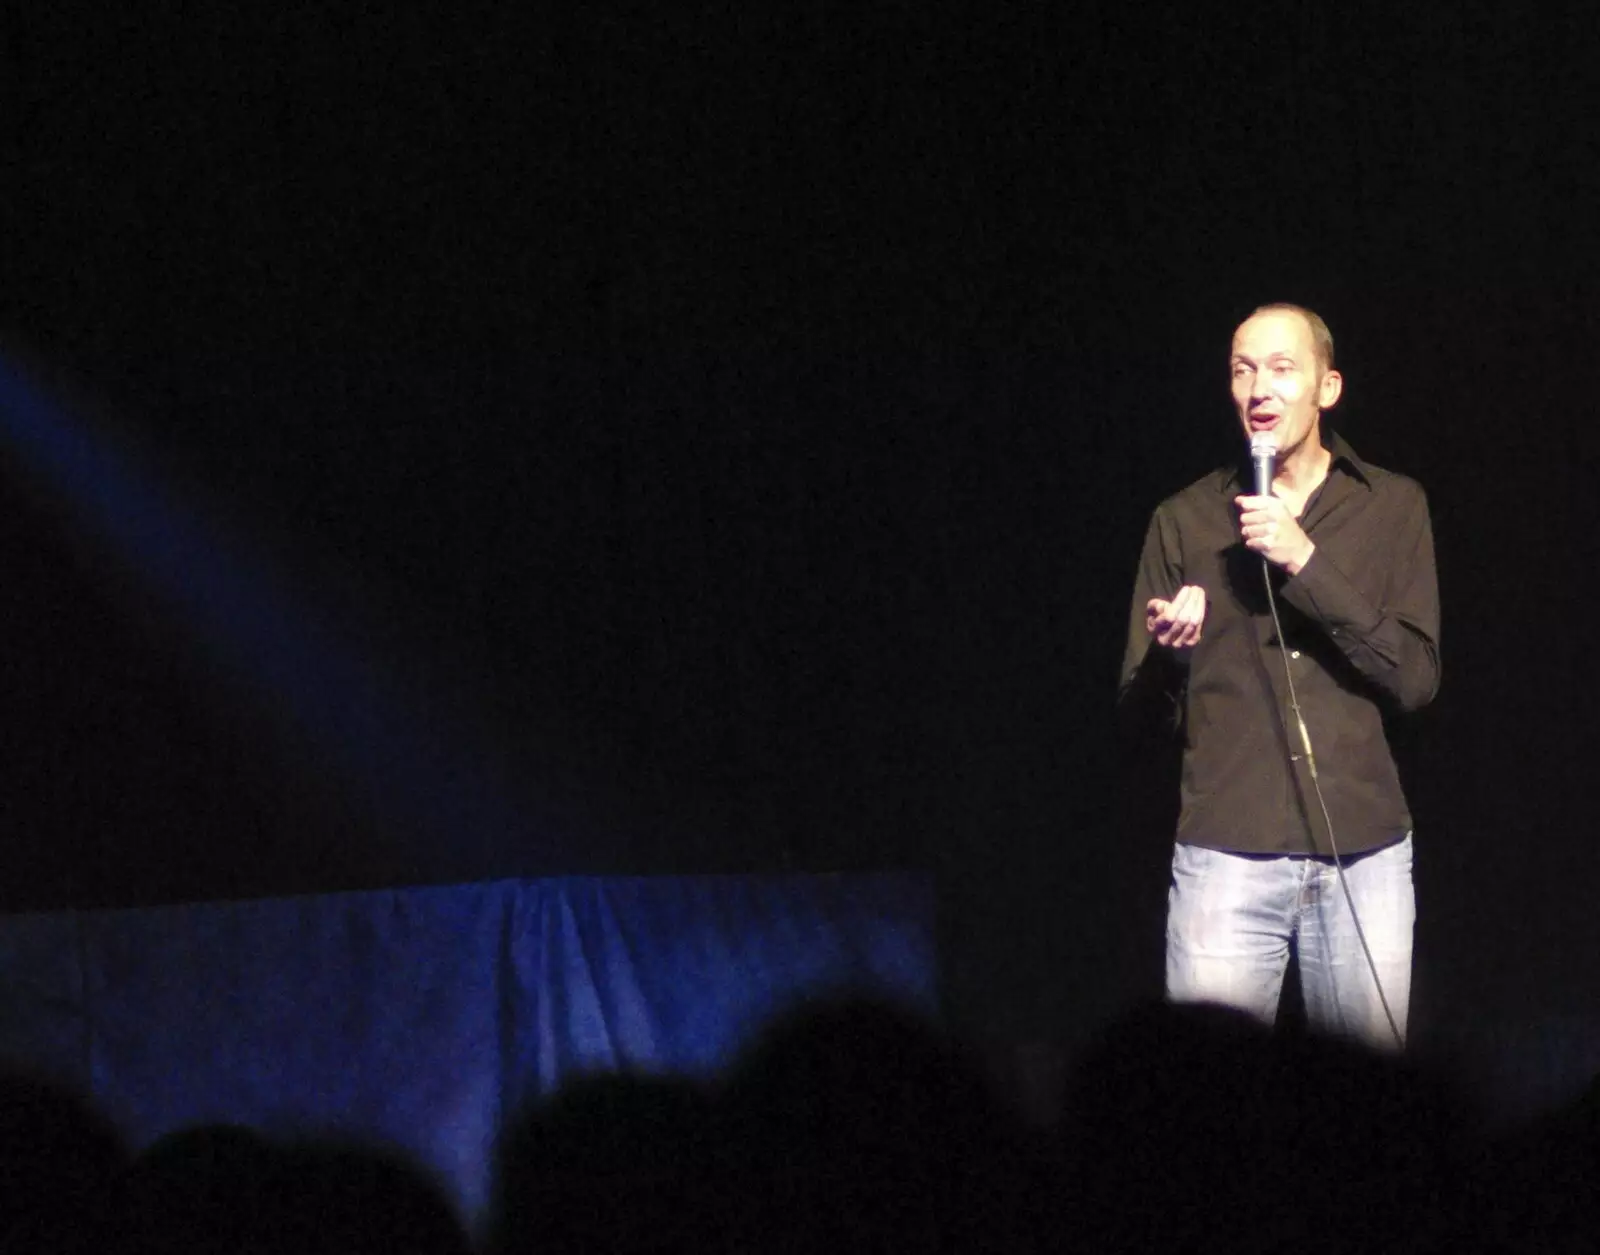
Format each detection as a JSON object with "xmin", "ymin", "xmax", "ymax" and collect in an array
[{"xmin": 1234, "ymin": 495, "xmax": 1315, "ymax": 575}]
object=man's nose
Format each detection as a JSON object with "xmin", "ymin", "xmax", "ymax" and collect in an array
[{"xmin": 1250, "ymin": 375, "xmax": 1276, "ymax": 403}]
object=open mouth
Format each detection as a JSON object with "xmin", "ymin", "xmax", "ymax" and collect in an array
[{"xmin": 1248, "ymin": 414, "xmax": 1280, "ymax": 431}]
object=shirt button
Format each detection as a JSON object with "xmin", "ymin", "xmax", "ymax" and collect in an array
[{"xmin": 1291, "ymin": 650, "xmax": 1301, "ymax": 659}]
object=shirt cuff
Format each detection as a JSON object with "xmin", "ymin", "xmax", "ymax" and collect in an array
[{"xmin": 1279, "ymin": 547, "xmax": 1382, "ymax": 643}]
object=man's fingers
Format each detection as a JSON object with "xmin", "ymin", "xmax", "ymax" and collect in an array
[
  {"xmin": 1156, "ymin": 608, "xmax": 1185, "ymax": 645},
  {"xmin": 1154, "ymin": 585, "xmax": 1205, "ymax": 648},
  {"xmin": 1236, "ymin": 494, "xmax": 1283, "ymax": 517},
  {"xmin": 1163, "ymin": 620, "xmax": 1200, "ymax": 648}
]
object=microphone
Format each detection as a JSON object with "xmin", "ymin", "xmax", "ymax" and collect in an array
[{"xmin": 1250, "ymin": 431, "xmax": 1278, "ymax": 498}]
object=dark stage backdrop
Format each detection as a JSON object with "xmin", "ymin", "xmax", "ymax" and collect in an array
[{"xmin": 2, "ymin": 3, "xmax": 1596, "ymax": 1073}]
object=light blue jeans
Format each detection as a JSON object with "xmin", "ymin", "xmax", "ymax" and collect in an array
[{"xmin": 1165, "ymin": 834, "xmax": 1414, "ymax": 1050}]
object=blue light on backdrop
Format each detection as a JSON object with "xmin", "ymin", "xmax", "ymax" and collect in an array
[
  {"xmin": 0, "ymin": 356, "xmax": 940, "ymax": 1227},
  {"xmin": 0, "ymin": 355, "xmax": 545, "ymax": 862},
  {"xmin": 0, "ymin": 873, "xmax": 938, "ymax": 1225}
]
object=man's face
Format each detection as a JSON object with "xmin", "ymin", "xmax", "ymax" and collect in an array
[{"xmin": 1228, "ymin": 310, "xmax": 1341, "ymax": 458}]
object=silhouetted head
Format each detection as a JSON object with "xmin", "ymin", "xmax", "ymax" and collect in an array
[
  {"xmin": 486, "ymin": 1073, "xmax": 720, "ymax": 1255},
  {"xmin": 718, "ymin": 996, "xmax": 1034, "ymax": 1253},
  {"xmin": 0, "ymin": 1068, "xmax": 126, "ymax": 1253}
]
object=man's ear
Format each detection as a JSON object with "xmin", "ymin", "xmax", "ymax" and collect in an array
[{"xmin": 1319, "ymin": 369, "xmax": 1343, "ymax": 410}]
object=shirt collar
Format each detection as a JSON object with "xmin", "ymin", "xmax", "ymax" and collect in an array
[{"xmin": 1218, "ymin": 429, "xmax": 1373, "ymax": 494}]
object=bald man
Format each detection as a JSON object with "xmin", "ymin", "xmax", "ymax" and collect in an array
[{"xmin": 1119, "ymin": 304, "xmax": 1440, "ymax": 1049}]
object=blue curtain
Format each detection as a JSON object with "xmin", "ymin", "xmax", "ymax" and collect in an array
[{"xmin": 0, "ymin": 872, "xmax": 935, "ymax": 1222}]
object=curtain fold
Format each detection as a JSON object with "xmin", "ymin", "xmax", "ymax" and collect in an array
[{"xmin": 0, "ymin": 872, "xmax": 934, "ymax": 1222}]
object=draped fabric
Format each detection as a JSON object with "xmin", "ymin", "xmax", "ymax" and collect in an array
[{"xmin": 0, "ymin": 873, "xmax": 935, "ymax": 1222}]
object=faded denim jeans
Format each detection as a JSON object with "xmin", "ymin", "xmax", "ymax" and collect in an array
[{"xmin": 1165, "ymin": 834, "xmax": 1414, "ymax": 1050}]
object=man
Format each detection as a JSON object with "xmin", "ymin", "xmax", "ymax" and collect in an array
[{"xmin": 1118, "ymin": 304, "xmax": 1440, "ymax": 1049}]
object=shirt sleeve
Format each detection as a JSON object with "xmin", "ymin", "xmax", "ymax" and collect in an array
[
  {"xmin": 1278, "ymin": 478, "xmax": 1441, "ymax": 712},
  {"xmin": 1117, "ymin": 504, "xmax": 1188, "ymax": 732}
]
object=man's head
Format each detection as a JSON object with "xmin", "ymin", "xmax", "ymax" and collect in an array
[{"xmin": 1229, "ymin": 304, "xmax": 1342, "ymax": 461}]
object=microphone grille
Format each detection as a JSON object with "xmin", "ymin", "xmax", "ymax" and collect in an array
[{"xmin": 1250, "ymin": 431, "xmax": 1279, "ymax": 456}]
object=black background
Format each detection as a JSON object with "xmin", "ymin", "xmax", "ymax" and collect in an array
[{"xmin": 2, "ymin": 3, "xmax": 1594, "ymax": 1048}]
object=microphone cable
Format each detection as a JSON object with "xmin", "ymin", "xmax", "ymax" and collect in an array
[{"xmin": 1261, "ymin": 557, "xmax": 1406, "ymax": 1051}]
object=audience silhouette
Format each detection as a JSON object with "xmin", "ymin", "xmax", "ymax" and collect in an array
[{"xmin": 2, "ymin": 997, "xmax": 1595, "ymax": 1253}]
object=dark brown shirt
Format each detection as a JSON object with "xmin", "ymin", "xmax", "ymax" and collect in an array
[{"xmin": 1119, "ymin": 434, "xmax": 1440, "ymax": 855}]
